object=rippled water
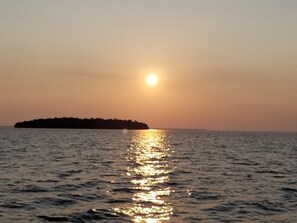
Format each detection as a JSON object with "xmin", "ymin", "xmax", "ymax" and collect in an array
[{"xmin": 0, "ymin": 127, "xmax": 296, "ymax": 222}]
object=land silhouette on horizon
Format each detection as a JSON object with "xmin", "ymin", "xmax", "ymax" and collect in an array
[{"xmin": 14, "ymin": 117, "xmax": 149, "ymax": 130}]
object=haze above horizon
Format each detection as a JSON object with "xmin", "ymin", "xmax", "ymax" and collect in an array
[{"xmin": 1, "ymin": 1, "xmax": 297, "ymax": 131}]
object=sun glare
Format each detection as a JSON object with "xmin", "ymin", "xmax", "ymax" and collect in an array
[{"xmin": 146, "ymin": 74, "xmax": 158, "ymax": 87}]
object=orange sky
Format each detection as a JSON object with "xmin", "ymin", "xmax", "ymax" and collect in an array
[{"xmin": 1, "ymin": 1, "xmax": 297, "ymax": 131}]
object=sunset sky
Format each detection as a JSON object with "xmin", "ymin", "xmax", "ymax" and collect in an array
[{"xmin": 1, "ymin": 1, "xmax": 297, "ymax": 131}]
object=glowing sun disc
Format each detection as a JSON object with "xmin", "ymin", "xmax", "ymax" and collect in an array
[{"xmin": 146, "ymin": 74, "xmax": 158, "ymax": 86}]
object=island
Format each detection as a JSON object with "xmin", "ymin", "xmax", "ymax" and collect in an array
[{"xmin": 14, "ymin": 117, "xmax": 149, "ymax": 130}]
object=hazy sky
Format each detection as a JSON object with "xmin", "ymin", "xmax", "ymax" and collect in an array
[{"xmin": 1, "ymin": 0, "xmax": 297, "ymax": 131}]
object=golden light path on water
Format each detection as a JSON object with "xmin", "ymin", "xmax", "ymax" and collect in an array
[{"xmin": 114, "ymin": 130, "xmax": 174, "ymax": 223}]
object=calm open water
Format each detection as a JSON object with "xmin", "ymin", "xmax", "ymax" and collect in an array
[{"xmin": 0, "ymin": 127, "xmax": 296, "ymax": 223}]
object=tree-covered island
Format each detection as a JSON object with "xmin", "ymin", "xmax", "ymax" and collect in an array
[{"xmin": 14, "ymin": 117, "xmax": 149, "ymax": 129}]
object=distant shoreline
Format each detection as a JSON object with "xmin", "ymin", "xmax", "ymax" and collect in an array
[{"xmin": 14, "ymin": 117, "xmax": 149, "ymax": 130}]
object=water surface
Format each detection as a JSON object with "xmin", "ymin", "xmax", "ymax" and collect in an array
[{"xmin": 0, "ymin": 128, "xmax": 296, "ymax": 222}]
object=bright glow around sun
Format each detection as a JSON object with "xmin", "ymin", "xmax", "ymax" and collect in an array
[{"xmin": 146, "ymin": 74, "xmax": 158, "ymax": 87}]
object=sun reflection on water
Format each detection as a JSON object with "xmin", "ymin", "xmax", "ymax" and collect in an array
[{"xmin": 114, "ymin": 130, "xmax": 174, "ymax": 223}]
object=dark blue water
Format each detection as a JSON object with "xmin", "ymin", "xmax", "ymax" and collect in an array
[{"xmin": 0, "ymin": 127, "xmax": 296, "ymax": 222}]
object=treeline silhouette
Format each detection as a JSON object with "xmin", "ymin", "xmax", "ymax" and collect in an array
[{"xmin": 14, "ymin": 117, "xmax": 149, "ymax": 129}]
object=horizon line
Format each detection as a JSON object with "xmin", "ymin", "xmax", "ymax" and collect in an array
[{"xmin": 1, "ymin": 125, "xmax": 296, "ymax": 133}]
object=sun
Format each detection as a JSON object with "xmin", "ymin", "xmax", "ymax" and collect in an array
[{"xmin": 146, "ymin": 74, "xmax": 159, "ymax": 87}]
